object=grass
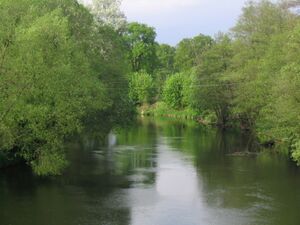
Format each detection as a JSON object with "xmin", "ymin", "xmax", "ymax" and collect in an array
[{"xmin": 139, "ymin": 102, "xmax": 217, "ymax": 125}]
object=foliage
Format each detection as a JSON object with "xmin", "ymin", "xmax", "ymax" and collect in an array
[
  {"xmin": 154, "ymin": 44, "xmax": 176, "ymax": 94},
  {"xmin": 174, "ymin": 34, "xmax": 213, "ymax": 71},
  {"xmin": 292, "ymin": 140, "xmax": 300, "ymax": 165},
  {"xmin": 191, "ymin": 0, "xmax": 300, "ymax": 164},
  {"xmin": 156, "ymin": 44, "xmax": 176, "ymax": 72},
  {"xmin": 145, "ymin": 102, "xmax": 199, "ymax": 119},
  {"xmin": 129, "ymin": 71, "xmax": 156, "ymax": 105},
  {"xmin": 0, "ymin": 0, "xmax": 131, "ymax": 175},
  {"xmin": 1, "ymin": 0, "xmax": 300, "ymax": 173},
  {"xmin": 229, "ymin": 0, "xmax": 295, "ymax": 129},
  {"xmin": 155, "ymin": 0, "xmax": 300, "ymax": 165},
  {"xmin": 89, "ymin": 0, "xmax": 126, "ymax": 31},
  {"xmin": 141, "ymin": 102, "xmax": 216, "ymax": 125},
  {"xmin": 163, "ymin": 73, "xmax": 192, "ymax": 110},
  {"xmin": 123, "ymin": 22, "xmax": 158, "ymax": 73},
  {"xmin": 191, "ymin": 34, "xmax": 234, "ymax": 126},
  {"xmin": 226, "ymin": 0, "xmax": 300, "ymax": 163}
]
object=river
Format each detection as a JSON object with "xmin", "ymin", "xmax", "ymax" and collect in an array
[{"xmin": 1, "ymin": 118, "xmax": 300, "ymax": 225}]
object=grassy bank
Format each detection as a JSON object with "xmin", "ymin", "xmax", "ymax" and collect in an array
[
  {"xmin": 138, "ymin": 102, "xmax": 217, "ymax": 125},
  {"xmin": 139, "ymin": 103, "xmax": 298, "ymax": 163}
]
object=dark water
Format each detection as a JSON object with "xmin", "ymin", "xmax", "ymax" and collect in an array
[{"xmin": 1, "ymin": 118, "xmax": 300, "ymax": 225}]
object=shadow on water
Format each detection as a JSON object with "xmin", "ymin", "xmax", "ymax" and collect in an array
[{"xmin": 0, "ymin": 117, "xmax": 300, "ymax": 225}]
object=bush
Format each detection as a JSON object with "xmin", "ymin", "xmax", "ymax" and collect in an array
[
  {"xmin": 129, "ymin": 71, "xmax": 156, "ymax": 105},
  {"xmin": 163, "ymin": 73, "xmax": 192, "ymax": 109},
  {"xmin": 292, "ymin": 140, "xmax": 300, "ymax": 165}
]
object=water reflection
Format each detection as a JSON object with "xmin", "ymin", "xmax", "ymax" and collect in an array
[
  {"xmin": 128, "ymin": 137, "xmax": 206, "ymax": 225},
  {"xmin": 0, "ymin": 118, "xmax": 300, "ymax": 225}
]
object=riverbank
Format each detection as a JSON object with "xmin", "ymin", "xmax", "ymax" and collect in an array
[
  {"xmin": 138, "ymin": 102, "xmax": 216, "ymax": 125},
  {"xmin": 137, "ymin": 103, "xmax": 296, "ymax": 162}
]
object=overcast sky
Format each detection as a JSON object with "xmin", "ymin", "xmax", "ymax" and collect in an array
[{"xmin": 86, "ymin": 0, "xmax": 249, "ymax": 45}]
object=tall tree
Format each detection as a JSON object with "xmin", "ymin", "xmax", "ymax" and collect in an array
[
  {"xmin": 155, "ymin": 44, "xmax": 176, "ymax": 94},
  {"xmin": 192, "ymin": 34, "xmax": 234, "ymax": 126},
  {"xmin": 89, "ymin": 0, "xmax": 126, "ymax": 30},
  {"xmin": 229, "ymin": 0, "xmax": 295, "ymax": 129},
  {"xmin": 174, "ymin": 34, "xmax": 213, "ymax": 71},
  {"xmin": 124, "ymin": 22, "xmax": 157, "ymax": 74}
]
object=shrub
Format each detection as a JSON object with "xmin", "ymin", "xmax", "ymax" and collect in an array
[
  {"xmin": 163, "ymin": 73, "xmax": 192, "ymax": 109},
  {"xmin": 129, "ymin": 71, "xmax": 156, "ymax": 105}
]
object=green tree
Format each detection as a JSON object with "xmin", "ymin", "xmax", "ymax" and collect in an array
[
  {"xmin": 230, "ymin": 0, "xmax": 294, "ymax": 129},
  {"xmin": 89, "ymin": 0, "xmax": 126, "ymax": 31},
  {"xmin": 163, "ymin": 73, "xmax": 192, "ymax": 110},
  {"xmin": 156, "ymin": 44, "xmax": 175, "ymax": 73},
  {"xmin": 129, "ymin": 71, "xmax": 155, "ymax": 105},
  {"xmin": 154, "ymin": 43, "xmax": 176, "ymax": 95},
  {"xmin": 192, "ymin": 34, "xmax": 234, "ymax": 126},
  {"xmin": 0, "ymin": 0, "xmax": 131, "ymax": 175},
  {"xmin": 256, "ymin": 22, "xmax": 300, "ymax": 164},
  {"xmin": 124, "ymin": 22, "xmax": 158, "ymax": 73},
  {"xmin": 174, "ymin": 34, "xmax": 213, "ymax": 71}
]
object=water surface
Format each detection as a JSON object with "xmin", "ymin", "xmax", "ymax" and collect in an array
[{"xmin": 1, "ymin": 118, "xmax": 300, "ymax": 225}]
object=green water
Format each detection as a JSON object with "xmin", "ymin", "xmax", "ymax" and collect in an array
[{"xmin": 0, "ymin": 118, "xmax": 300, "ymax": 225}]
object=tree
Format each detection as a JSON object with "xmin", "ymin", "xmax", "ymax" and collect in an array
[
  {"xmin": 154, "ymin": 43, "xmax": 176, "ymax": 95},
  {"xmin": 124, "ymin": 22, "xmax": 158, "ymax": 73},
  {"xmin": 230, "ymin": 0, "xmax": 295, "ymax": 129},
  {"xmin": 163, "ymin": 73, "xmax": 192, "ymax": 110},
  {"xmin": 256, "ymin": 23, "xmax": 300, "ymax": 164},
  {"xmin": 89, "ymin": 0, "xmax": 126, "ymax": 30},
  {"xmin": 129, "ymin": 71, "xmax": 155, "ymax": 105},
  {"xmin": 192, "ymin": 34, "xmax": 234, "ymax": 127},
  {"xmin": 156, "ymin": 44, "xmax": 176, "ymax": 73},
  {"xmin": 174, "ymin": 34, "xmax": 213, "ymax": 71}
]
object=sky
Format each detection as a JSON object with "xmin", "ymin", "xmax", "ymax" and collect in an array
[
  {"xmin": 121, "ymin": 0, "xmax": 248, "ymax": 45},
  {"xmin": 83, "ymin": 0, "xmax": 249, "ymax": 46}
]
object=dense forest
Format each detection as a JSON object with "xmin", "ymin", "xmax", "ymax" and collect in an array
[{"xmin": 0, "ymin": 0, "xmax": 300, "ymax": 175}]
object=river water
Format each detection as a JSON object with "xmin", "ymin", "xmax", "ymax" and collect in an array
[{"xmin": 1, "ymin": 118, "xmax": 300, "ymax": 225}]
